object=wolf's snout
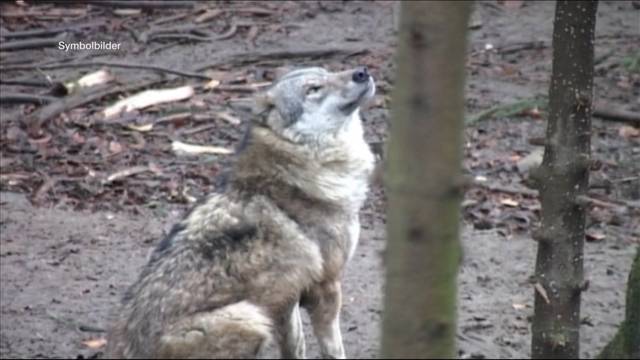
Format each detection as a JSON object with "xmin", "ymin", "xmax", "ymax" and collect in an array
[{"xmin": 352, "ymin": 67, "xmax": 369, "ymax": 84}]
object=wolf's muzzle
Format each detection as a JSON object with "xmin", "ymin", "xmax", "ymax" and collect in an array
[{"xmin": 352, "ymin": 67, "xmax": 370, "ymax": 84}]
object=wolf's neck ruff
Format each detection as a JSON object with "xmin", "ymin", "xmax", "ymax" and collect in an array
[{"xmin": 231, "ymin": 120, "xmax": 374, "ymax": 209}]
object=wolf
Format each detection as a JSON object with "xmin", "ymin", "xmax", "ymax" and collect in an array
[{"xmin": 104, "ymin": 66, "xmax": 376, "ymax": 359}]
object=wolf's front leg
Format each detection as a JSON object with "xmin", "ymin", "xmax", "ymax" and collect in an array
[
  {"xmin": 303, "ymin": 281, "xmax": 346, "ymax": 359},
  {"xmin": 279, "ymin": 301, "xmax": 306, "ymax": 359}
]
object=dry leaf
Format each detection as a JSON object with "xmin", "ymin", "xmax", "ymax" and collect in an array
[
  {"xmin": 534, "ymin": 283, "xmax": 550, "ymax": 304},
  {"xmin": 586, "ymin": 230, "xmax": 606, "ymax": 242},
  {"xmin": 500, "ymin": 198, "xmax": 519, "ymax": 207},
  {"xmin": 71, "ymin": 132, "xmax": 86, "ymax": 144},
  {"xmin": 109, "ymin": 141, "xmax": 123, "ymax": 154},
  {"xmin": 127, "ymin": 123, "xmax": 154, "ymax": 132},
  {"xmin": 113, "ymin": 8, "xmax": 142, "ymax": 16},
  {"xmin": 205, "ymin": 79, "xmax": 221, "ymax": 90},
  {"xmin": 82, "ymin": 337, "xmax": 107, "ymax": 349},
  {"xmin": 512, "ymin": 303, "xmax": 527, "ymax": 310},
  {"xmin": 522, "ymin": 106, "xmax": 542, "ymax": 118},
  {"xmin": 619, "ymin": 125, "xmax": 640, "ymax": 139},
  {"xmin": 216, "ymin": 111, "xmax": 241, "ymax": 125}
]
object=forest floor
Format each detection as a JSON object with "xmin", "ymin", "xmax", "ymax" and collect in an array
[{"xmin": 1, "ymin": 1, "xmax": 638, "ymax": 358}]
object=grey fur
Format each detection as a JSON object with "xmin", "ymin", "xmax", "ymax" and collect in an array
[{"xmin": 105, "ymin": 67, "xmax": 376, "ymax": 359}]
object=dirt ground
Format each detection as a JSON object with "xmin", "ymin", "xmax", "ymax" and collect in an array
[{"xmin": 1, "ymin": 1, "xmax": 638, "ymax": 359}]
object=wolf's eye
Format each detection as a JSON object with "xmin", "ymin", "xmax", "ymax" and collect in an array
[{"xmin": 306, "ymin": 85, "xmax": 323, "ymax": 95}]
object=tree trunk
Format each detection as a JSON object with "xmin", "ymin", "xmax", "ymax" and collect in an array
[
  {"xmin": 599, "ymin": 248, "xmax": 640, "ymax": 359},
  {"xmin": 381, "ymin": 2, "xmax": 471, "ymax": 358},
  {"xmin": 530, "ymin": 1, "xmax": 598, "ymax": 359}
]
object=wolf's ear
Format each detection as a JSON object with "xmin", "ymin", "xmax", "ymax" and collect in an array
[
  {"xmin": 273, "ymin": 66, "xmax": 293, "ymax": 81},
  {"xmin": 252, "ymin": 92, "xmax": 275, "ymax": 125}
]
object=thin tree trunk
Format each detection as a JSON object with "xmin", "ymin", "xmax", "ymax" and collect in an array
[
  {"xmin": 381, "ymin": 2, "xmax": 471, "ymax": 358},
  {"xmin": 599, "ymin": 248, "xmax": 640, "ymax": 359},
  {"xmin": 530, "ymin": 1, "xmax": 598, "ymax": 358}
]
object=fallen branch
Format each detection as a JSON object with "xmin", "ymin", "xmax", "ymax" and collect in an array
[
  {"xmin": 196, "ymin": 46, "xmax": 370, "ymax": 71},
  {"xmin": 151, "ymin": 12, "xmax": 191, "ymax": 26},
  {"xmin": 0, "ymin": 78, "xmax": 53, "ymax": 87},
  {"xmin": 179, "ymin": 123, "xmax": 218, "ymax": 136},
  {"xmin": 26, "ymin": 78, "xmax": 164, "ymax": 129},
  {"xmin": 467, "ymin": 97, "xmax": 640, "ymax": 126},
  {"xmin": 498, "ymin": 41, "xmax": 548, "ymax": 55},
  {"xmin": 593, "ymin": 107, "xmax": 640, "ymax": 125},
  {"xmin": 0, "ymin": 36, "xmax": 64, "ymax": 51},
  {"xmin": 103, "ymin": 85, "xmax": 194, "ymax": 119},
  {"xmin": 141, "ymin": 24, "xmax": 211, "ymax": 42},
  {"xmin": 85, "ymin": 1, "xmax": 195, "ymax": 9},
  {"xmin": 148, "ymin": 33, "xmax": 211, "ymax": 43},
  {"xmin": 1, "ymin": 61, "xmax": 210, "ymax": 81},
  {"xmin": 103, "ymin": 165, "xmax": 153, "ymax": 184},
  {"xmin": 580, "ymin": 194, "xmax": 640, "ymax": 211},
  {"xmin": 466, "ymin": 97, "xmax": 546, "ymax": 124},
  {"xmin": 0, "ymin": 20, "xmax": 105, "ymax": 39},
  {"xmin": 155, "ymin": 111, "xmax": 193, "ymax": 124},
  {"xmin": 146, "ymin": 23, "xmax": 239, "ymax": 43},
  {"xmin": 171, "ymin": 141, "xmax": 233, "ymax": 156},
  {"xmin": 195, "ymin": 9, "xmax": 223, "ymax": 23},
  {"xmin": 0, "ymin": 93, "xmax": 57, "ymax": 104}
]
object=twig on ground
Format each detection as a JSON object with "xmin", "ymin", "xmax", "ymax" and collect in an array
[
  {"xmin": 145, "ymin": 22, "xmax": 239, "ymax": 43},
  {"xmin": 171, "ymin": 141, "xmax": 233, "ymax": 156},
  {"xmin": 103, "ymin": 165, "xmax": 153, "ymax": 184},
  {"xmin": 0, "ymin": 93, "xmax": 58, "ymax": 104},
  {"xmin": 148, "ymin": 33, "xmax": 211, "ymax": 43},
  {"xmin": 195, "ymin": 9, "xmax": 223, "ymax": 23},
  {"xmin": 0, "ymin": 36, "xmax": 65, "ymax": 51},
  {"xmin": 151, "ymin": 12, "xmax": 191, "ymax": 26},
  {"xmin": 179, "ymin": 123, "xmax": 218, "ymax": 136}
]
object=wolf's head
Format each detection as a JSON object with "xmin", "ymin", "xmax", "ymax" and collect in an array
[{"xmin": 254, "ymin": 66, "xmax": 375, "ymax": 143}]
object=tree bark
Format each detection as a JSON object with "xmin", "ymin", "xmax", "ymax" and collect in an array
[
  {"xmin": 530, "ymin": 1, "xmax": 598, "ymax": 358},
  {"xmin": 381, "ymin": 2, "xmax": 471, "ymax": 358},
  {"xmin": 599, "ymin": 248, "xmax": 640, "ymax": 359}
]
